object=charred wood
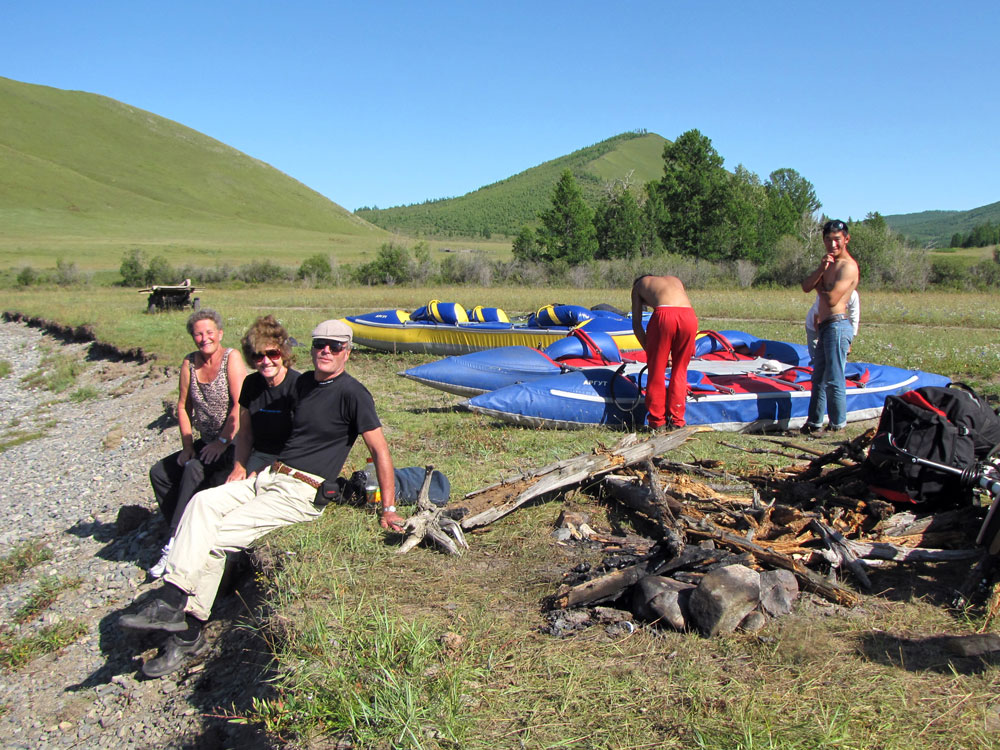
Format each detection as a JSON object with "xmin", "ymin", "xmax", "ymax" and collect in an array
[{"xmin": 684, "ymin": 519, "xmax": 860, "ymax": 606}]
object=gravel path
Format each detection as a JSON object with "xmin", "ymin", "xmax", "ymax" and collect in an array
[{"xmin": 0, "ymin": 320, "xmax": 275, "ymax": 749}]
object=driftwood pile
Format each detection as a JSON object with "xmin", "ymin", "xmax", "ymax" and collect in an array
[{"xmin": 433, "ymin": 427, "xmax": 994, "ymax": 638}]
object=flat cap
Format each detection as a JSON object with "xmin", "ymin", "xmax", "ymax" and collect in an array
[{"xmin": 311, "ymin": 319, "xmax": 353, "ymax": 343}]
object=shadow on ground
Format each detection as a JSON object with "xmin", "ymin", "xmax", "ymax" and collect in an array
[
  {"xmin": 856, "ymin": 629, "xmax": 1000, "ymax": 675},
  {"xmin": 66, "ymin": 560, "xmax": 279, "ymax": 748}
]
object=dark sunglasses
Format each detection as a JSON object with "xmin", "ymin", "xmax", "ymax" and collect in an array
[
  {"xmin": 823, "ymin": 220, "xmax": 849, "ymax": 234},
  {"xmin": 251, "ymin": 349, "xmax": 282, "ymax": 363},
  {"xmin": 312, "ymin": 338, "xmax": 348, "ymax": 353}
]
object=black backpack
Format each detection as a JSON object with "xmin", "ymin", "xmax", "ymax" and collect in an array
[{"xmin": 865, "ymin": 384, "xmax": 1000, "ymax": 509}]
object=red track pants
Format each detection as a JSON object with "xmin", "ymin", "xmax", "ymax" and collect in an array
[{"xmin": 644, "ymin": 307, "xmax": 698, "ymax": 428}]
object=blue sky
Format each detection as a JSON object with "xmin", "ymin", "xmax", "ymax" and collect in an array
[{"xmin": 4, "ymin": 1, "xmax": 997, "ymax": 220}]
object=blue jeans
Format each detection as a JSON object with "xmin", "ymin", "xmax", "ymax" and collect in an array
[{"xmin": 806, "ymin": 319, "xmax": 854, "ymax": 429}]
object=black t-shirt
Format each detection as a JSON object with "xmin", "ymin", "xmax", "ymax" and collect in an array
[
  {"xmin": 278, "ymin": 371, "xmax": 382, "ymax": 479},
  {"xmin": 238, "ymin": 370, "xmax": 300, "ymax": 456}
]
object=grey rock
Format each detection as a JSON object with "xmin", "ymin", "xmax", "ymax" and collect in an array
[
  {"xmin": 759, "ymin": 568, "xmax": 799, "ymax": 616},
  {"xmin": 739, "ymin": 610, "xmax": 768, "ymax": 633},
  {"xmin": 689, "ymin": 564, "xmax": 761, "ymax": 637},
  {"xmin": 631, "ymin": 575, "xmax": 695, "ymax": 631}
]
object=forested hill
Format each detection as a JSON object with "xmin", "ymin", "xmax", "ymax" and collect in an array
[
  {"xmin": 884, "ymin": 200, "xmax": 1000, "ymax": 247},
  {"xmin": 355, "ymin": 132, "xmax": 668, "ymax": 239},
  {"xmin": 0, "ymin": 76, "xmax": 371, "ymax": 238}
]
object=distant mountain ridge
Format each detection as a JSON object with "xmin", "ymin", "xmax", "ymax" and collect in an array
[
  {"xmin": 7, "ymin": 74, "xmax": 993, "ymax": 257},
  {"xmin": 0, "ymin": 76, "xmax": 372, "ymax": 241},
  {"xmin": 884, "ymin": 200, "xmax": 1000, "ymax": 247},
  {"xmin": 356, "ymin": 132, "xmax": 668, "ymax": 239}
]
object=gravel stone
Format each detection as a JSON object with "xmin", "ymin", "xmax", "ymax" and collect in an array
[{"xmin": 0, "ymin": 321, "xmax": 278, "ymax": 749}]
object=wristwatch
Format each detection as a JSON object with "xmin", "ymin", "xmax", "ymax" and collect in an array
[
  {"xmin": 381, "ymin": 505, "xmax": 396, "ymax": 514},
  {"xmin": 218, "ymin": 436, "xmax": 229, "ymax": 445}
]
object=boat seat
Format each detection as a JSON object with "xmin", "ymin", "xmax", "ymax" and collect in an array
[
  {"xmin": 411, "ymin": 300, "xmax": 469, "ymax": 324},
  {"xmin": 468, "ymin": 305, "xmax": 509, "ymax": 323},
  {"xmin": 542, "ymin": 329, "xmax": 622, "ymax": 363},
  {"xmin": 530, "ymin": 304, "xmax": 593, "ymax": 328}
]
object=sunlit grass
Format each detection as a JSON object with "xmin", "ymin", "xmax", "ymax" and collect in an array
[
  {"xmin": 68, "ymin": 385, "xmax": 101, "ymax": 402},
  {"xmin": 19, "ymin": 342, "xmax": 88, "ymax": 394},
  {"xmin": 0, "ymin": 541, "xmax": 53, "ymax": 586},
  {"xmin": 0, "ymin": 621, "xmax": 88, "ymax": 672},
  {"xmin": 0, "ymin": 429, "xmax": 49, "ymax": 453},
  {"xmin": 252, "ymin": 497, "xmax": 1000, "ymax": 749},
  {"xmin": 12, "ymin": 575, "xmax": 83, "ymax": 624}
]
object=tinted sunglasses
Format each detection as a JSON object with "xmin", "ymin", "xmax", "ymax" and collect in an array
[
  {"xmin": 251, "ymin": 349, "xmax": 282, "ymax": 363},
  {"xmin": 312, "ymin": 338, "xmax": 348, "ymax": 353},
  {"xmin": 823, "ymin": 220, "xmax": 848, "ymax": 234}
]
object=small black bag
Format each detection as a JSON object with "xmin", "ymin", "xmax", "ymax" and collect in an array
[
  {"xmin": 314, "ymin": 476, "xmax": 345, "ymax": 508},
  {"xmin": 865, "ymin": 384, "xmax": 1000, "ymax": 509}
]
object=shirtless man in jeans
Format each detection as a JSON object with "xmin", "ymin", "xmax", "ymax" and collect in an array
[
  {"xmin": 800, "ymin": 219, "xmax": 860, "ymax": 434},
  {"xmin": 631, "ymin": 274, "xmax": 698, "ymax": 430}
]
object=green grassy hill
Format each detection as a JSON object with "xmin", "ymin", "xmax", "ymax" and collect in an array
[
  {"xmin": 0, "ymin": 76, "xmax": 387, "ymax": 273},
  {"xmin": 884, "ymin": 200, "xmax": 1000, "ymax": 247},
  {"xmin": 355, "ymin": 132, "xmax": 668, "ymax": 239}
]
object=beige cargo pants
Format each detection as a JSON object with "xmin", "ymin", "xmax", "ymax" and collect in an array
[{"xmin": 163, "ymin": 465, "xmax": 323, "ymax": 620}]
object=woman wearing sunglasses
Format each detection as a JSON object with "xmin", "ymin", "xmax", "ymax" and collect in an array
[{"xmin": 228, "ymin": 315, "xmax": 300, "ymax": 483}]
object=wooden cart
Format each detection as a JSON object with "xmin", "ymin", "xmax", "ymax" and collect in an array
[{"xmin": 138, "ymin": 280, "xmax": 203, "ymax": 313}]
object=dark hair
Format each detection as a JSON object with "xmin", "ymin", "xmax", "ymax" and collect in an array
[
  {"xmin": 242, "ymin": 315, "xmax": 294, "ymax": 368},
  {"xmin": 822, "ymin": 219, "xmax": 849, "ymax": 236},
  {"xmin": 186, "ymin": 308, "xmax": 224, "ymax": 336}
]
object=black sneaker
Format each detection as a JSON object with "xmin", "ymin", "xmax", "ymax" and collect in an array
[
  {"xmin": 141, "ymin": 632, "xmax": 208, "ymax": 678},
  {"xmin": 119, "ymin": 598, "xmax": 186, "ymax": 632}
]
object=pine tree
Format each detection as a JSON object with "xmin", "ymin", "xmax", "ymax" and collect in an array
[
  {"xmin": 594, "ymin": 187, "xmax": 641, "ymax": 259},
  {"xmin": 536, "ymin": 170, "xmax": 598, "ymax": 265},
  {"xmin": 651, "ymin": 129, "xmax": 733, "ymax": 260}
]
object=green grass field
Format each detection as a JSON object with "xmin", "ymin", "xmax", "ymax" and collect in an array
[
  {"xmin": 0, "ymin": 76, "xmax": 515, "ymax": 279},
  {"xmin": 928, "ymin": 245, "xmax": 997, "ymax": 266},
  {"xmin": 6, "ymin": 205, "xmax": 995, "ymax": 744},
  {"xmin": 0, "ymin": 230, "xmax": 511, "ymax": 285},
  {"xmin": 5, "ymin": 286, "xmax": 999, "ymax": 392},
  {"xmin": 6, "ymin": 285, "xmax": 1000, "ymax": 748}
]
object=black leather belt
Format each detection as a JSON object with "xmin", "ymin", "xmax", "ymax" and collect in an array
[{"xmin": 271, "ymin": 461, "xmax": 322, "ymax": 489}]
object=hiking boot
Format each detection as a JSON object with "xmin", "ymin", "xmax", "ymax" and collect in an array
[
  {"xmin": 148, "ymin": 537, "xmax": 174, "ymax": 579},
  {"xmin": 141, "ymin": 632, "xmax": 208, "ymax": 678},
  {"xmin": 119, "ymin": 598, "xmax": 186, "ymax": 632},
  {"xmin": 799, "ymin": 423, "xmax": 825, "ymax": 437}
]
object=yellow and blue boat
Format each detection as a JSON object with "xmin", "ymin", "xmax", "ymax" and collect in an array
[{"xmin": 343, "ymin": 301, "xmax": 644, "ymax": 355}]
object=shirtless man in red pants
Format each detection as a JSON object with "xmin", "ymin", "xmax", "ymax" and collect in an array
[{"xmin": 631, "ymin": 274, "xmax": 698, "ymax": 430}]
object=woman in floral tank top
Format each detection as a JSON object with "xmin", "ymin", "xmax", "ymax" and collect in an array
[{"xmin": 148, "ymin": 309, "xmax": 246, "ymax": 577}]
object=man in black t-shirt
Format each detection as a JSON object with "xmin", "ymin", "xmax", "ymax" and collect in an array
[{"xmin": 121, "ymin": 319, "xmax": 402, "ymax": 677}]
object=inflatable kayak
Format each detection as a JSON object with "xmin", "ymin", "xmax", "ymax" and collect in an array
[
  {"xmin": 344, "ymin": 301, "xmax": 645, "ymax": 355},
  {"xmin": 448, "ymin": 330, "xmax": 950, "ymax": 432},
  {"xmin": 401, "ymin": 329, "xmax": 811, "ymax": 398}
]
